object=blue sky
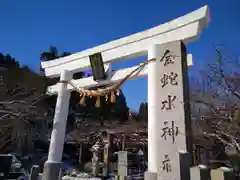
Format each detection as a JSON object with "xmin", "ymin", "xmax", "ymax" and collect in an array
[{"xmin": 0, "ymin": 0, "xmax": 239, "ymax": 111}]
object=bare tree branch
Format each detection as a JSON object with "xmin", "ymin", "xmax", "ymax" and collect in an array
[
  {"xmin": 0, "ymin": 69, "xmax": 54, "ymax": 153},
  {"xmin": 191, "ymin": 48, "xmax": 240, "ymax": 163}
]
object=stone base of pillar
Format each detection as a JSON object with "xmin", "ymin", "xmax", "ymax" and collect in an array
[
  {"xmin": 42, "ymin": 161, "xmax": 63, "ymax": 180},
  {"xmin": 144, "ymin": 171, "xmax": 157, "ymax": 180}
]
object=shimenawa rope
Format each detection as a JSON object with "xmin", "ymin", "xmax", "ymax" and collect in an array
[{"xmin": 61, "ymin": 50, "xmax": 169, "ymax": 107}]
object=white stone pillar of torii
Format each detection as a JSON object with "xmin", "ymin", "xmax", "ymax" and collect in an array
[{"xmin": 41, "ymin": 5, "xmax": 210, "ymax": 180}]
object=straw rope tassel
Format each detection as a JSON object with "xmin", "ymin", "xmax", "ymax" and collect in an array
[
  {"xmin": 80, "ymin": 93, "xmax": 86, "ymax": 106},
  {"xmin": 110, "ymin": 90, "xmax": 116, "ymax": 103},
  {"xmin": 105, "ymin": 94, "xmax": 109, "ymax": 102},
  {"xmin": 95, "ymin": 96, "xmax": 101, "ymax": 108}
]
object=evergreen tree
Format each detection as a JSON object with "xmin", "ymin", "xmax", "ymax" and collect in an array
[
  {"xmin": 138, "ymin": 102, "xmax": 148, "ymax": 121},
  {"xmin": 114, "ymin": 89, "xmax": 129, "ymax": 121},
  {"xmin": 143, "ymin": 102, "xmax": 148, "ymax": 121},
  {"xmin": 0, "ymin": 53, "xmax": 20, "ymax": 69},
  {"xmin": 138, "ymin": 103, "xmax": 144, "ymax": 121}
]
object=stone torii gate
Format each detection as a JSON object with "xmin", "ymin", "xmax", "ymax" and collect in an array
[{"xmin": 41, "ymin": 5, "xmax": 210, "ymax": 180}]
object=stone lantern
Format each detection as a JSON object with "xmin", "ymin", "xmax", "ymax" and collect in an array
[{"xmin": 90, "ymin": 139, "xmax": 104, "ymax": 177}]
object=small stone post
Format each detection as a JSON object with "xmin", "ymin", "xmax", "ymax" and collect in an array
[
  {"xmin": 117, "ymin": 151, "xmax": 128, "ymax": 180},
  {"xmin": 78, "ymin": 143, "xmax": 83, "ymax": 165},
  {"xmin": 179, "ymin": 150, "xmax": 191, "ymax": 180},
  {"xmin": 198, "ymin": 165, "xmax": 211, "ymax": 180},
  {"xmin": 220, "ymin": 167, "xmax": 235, "ymax": 180},
  {"xmin": 29, "ymin": 165, "xmax": 40, "ymax": 180}
]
